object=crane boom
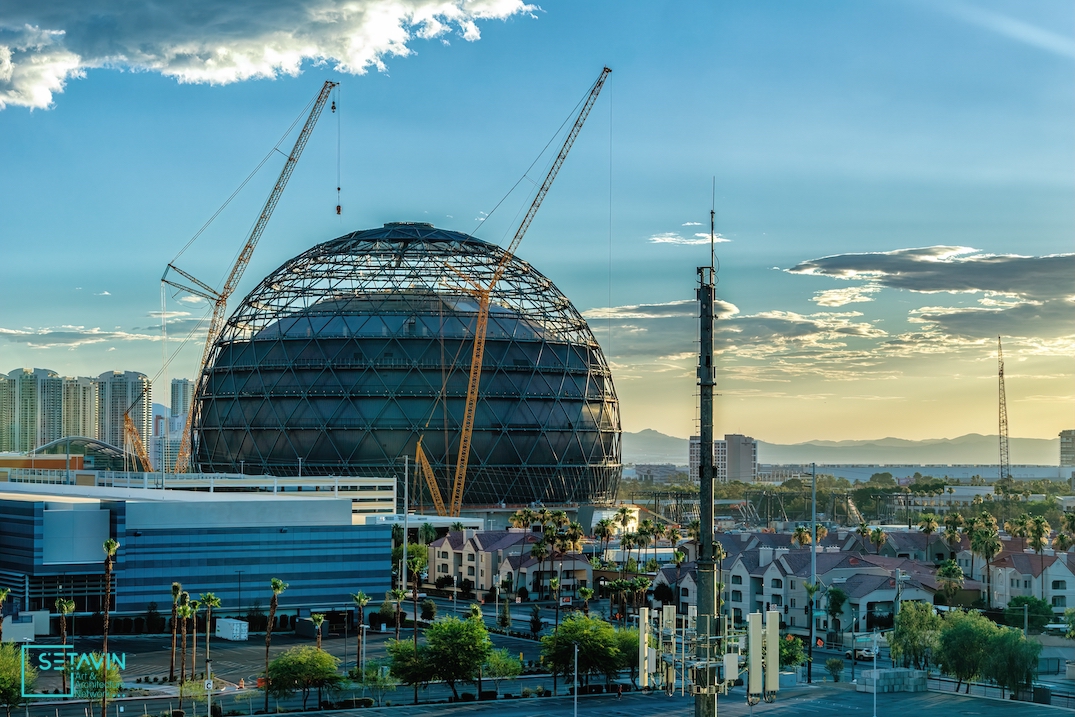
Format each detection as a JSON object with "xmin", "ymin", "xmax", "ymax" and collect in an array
[
  {"xmin": 442, "ymin": 66, "xmax": 611, "ymax": 516},
  {"xmin": 415, "ymin": 438, "xmax": 448, "ymax": 516},
  {"xmin": 164, "ymin": 80, "xmax": 338, "ymax": 473}
]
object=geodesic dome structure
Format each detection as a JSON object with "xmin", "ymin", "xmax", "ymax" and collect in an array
[{"xmin": 192, "ymin": 222, "xmax": 621, "ymax": 506}]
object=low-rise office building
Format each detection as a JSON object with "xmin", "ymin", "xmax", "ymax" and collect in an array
[{"xmin": 0, "ymin": 482, "xmax": 391, "ymax": 629}]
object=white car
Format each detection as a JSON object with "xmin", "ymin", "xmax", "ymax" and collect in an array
[{"xmin": 844, "ymin": 647, "xmax": 876, "ymax": 660}]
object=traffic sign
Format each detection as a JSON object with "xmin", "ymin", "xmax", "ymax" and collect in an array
[
  {"xmin": 812, "ymin": 610, "xmax": 826, "ymax": 618},
  {"xmin": 204, "ymin": 681, "xmax": 214, "ymax": 690}
]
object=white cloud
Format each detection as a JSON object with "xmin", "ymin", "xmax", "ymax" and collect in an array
[
  {"xmin": 94, "ymin": 290, "xmax": 111, "ymax": 296},
  {"xmin": 178, "ymin": 295, "xmax": 206, "ymax": 305},
  {"xmin": 811, "ymin": 284, "xmax": 881, "ymax": 307},
  {"xmin": 0, "ymin": 325, "xmax": 158, "ymax": 348},
  {"xmin": 682, "ymin": 221, "xmax": 702, "ymax": 226},
  {"xmin": 649, "ymin": 231, "xmax": 729, "ymax": 246},
  {"xmin": 0, "ymin": 1, "xmax": 535, "ymax": 109}
]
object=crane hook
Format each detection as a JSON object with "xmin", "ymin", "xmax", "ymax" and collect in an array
[{"xmin": 331, "ymin": 101, "xmax": 336, "ymax": 113}]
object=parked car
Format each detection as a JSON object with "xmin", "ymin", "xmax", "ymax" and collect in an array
[{"xmin": 844, "ymin": 647, "xmax": 876, "ymax": 660}]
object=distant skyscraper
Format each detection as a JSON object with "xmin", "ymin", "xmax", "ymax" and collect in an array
[
  {"xmin": 1061, "ymin": 430, "xmax": 1075, "ymax": 468},
  {"xmin": 0, "ymin": 375, "xmax": 13, "ymax": 452},
  {"xmin": 4, "ymin": 368, "xmax": 64, "ymax": 451},
  {"xmin": 690, "ymin": 433, "xmax": 757, "ymax": 483},
  {"xmin": 62, "ymin": 376, "xmax": 99, "ymax": 439},
  {"xmin": 97, "ymin": 371, "xmax": 152, "ymax": 450},
  {"xmin": 170, "ymin": 378, "xmax": 193, "ymax": 418}
]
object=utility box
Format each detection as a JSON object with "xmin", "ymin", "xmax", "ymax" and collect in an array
[{"xmin": 215, "ymin": 618, "xmax": 249, "ymax": 641}]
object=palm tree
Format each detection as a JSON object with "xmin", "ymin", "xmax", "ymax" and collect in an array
[
  {"xmin": 687, "ymin": 518, "xmax": 702, "ymax": 543},
  {"xmin": 56, "ymin": 597, "xmax": 75, "ymax": 694},
  {"xmin": 1005, "ymin": 512, "xmax": 1031, "ymax": 551},
  {"xmin": 419, "ymin": 522, "xmax": 438, "ymax": 545},
  {"xmin": 311, "ymin": 613, "xmax": 325, "ymax": 650},
  {"xmin": 389, "ymin": 588, "xmax": 407, "ymax": 641},
  {"xmin": 100, "ymin": 538, "xmax": 119, "ymax": 717},
  {"xmin": 618, "ymin": 533, "xmax": 634, "ymax": 576},
  {"xmin": 530, "ymin": 540, "xmax": 550, "ymax": 598},
  {"xmin": 551, "ymin": 510, "xmax": 569, "ymax": 531},
  {"xmin": 0, "ymin": 587, "xmax": 8, "ymax": 644},
  {"xmin": 594, "ymin": 518, "xmax": 615, "ymax": 558},
  {"xmin": 177, "ymin": 598, "xmax": 191, "ymax": 688},
  {"xmin": 856, "ymin": 522, "xmax": 870, "ymax": 551},
  {"xmin": 188, "ymin": 599, "xmax": 200, "ymax": 680},
  {"xmin": 815, "ymin": 525, "xmax": 829, "ymax": 544},
  {"xmin": 918, "ymin": 513, "xmax": 939, "ymax": 538},
  {"xmin": 264, "ymin": 577, "xmax": 288, "ymax": 713},
  {"xmin": 616, "ymin": 506, "xmax": 633, "ymax": 535},
  {"xmin": 351, "ymin": 591, "xmax": 370, "ymax": 673},
  {"xmin": 549, "ymin": 577, "xmax": 561, "ymax": 630},
  {"xmin": 565, "ymin": 522, "xmax": 585, "ymax": 553},
  {"xmin": 638, "ymin": 519, "xmax": 656, "ymax": 564},
  {"xmin": 537, "ymin": 508, "xmax": 553, "ymax": 532},
  {"xmin": 1029, "ymin": 516, "xmax": 1051, "ymax": 599},
  {"xmin": 578, "ymin": 587, "xmax": 594, "ymax": 616},
  {"xmin": 1062, "ymin": 512, "xmax": 1075, "ymax": 537},
  {"xmin": 169, "ymin": 581, "xmax": 182, "ymax": 682},
  {"xmin": 937, "ymin": 559, "xmax": 964, "ymax": 606},
  {"xmin": 963, "ymin": 516, "xmax": 983, "ymax": 580},
  {"xmin": 671, "ymin": 549, "xmax": 686, "ymax": 610},
  {"xmin": 1055, "ymin": 533, "xmax": 1073, "ymax": 552},
  {"xmin": 634, "ymin": 528, "xmax": 651, "ymax": 570},
  {"xmin": 971, "ymin": 525, "xmax": 1001, "ymax": 609},
  {"xmin": 943, "ymin": 512, "xmax": 964, "ymax": 533},
  {"xmin": 870, "ymin": 527, "xmax": 887, "ymax": 554},
  {"xmin": 199, "ymin": 592, "xmax": 221, "ymax": 666},
  {"xmin": 792, "ymin": 525, "xmax": 812, "ymax": 549}
]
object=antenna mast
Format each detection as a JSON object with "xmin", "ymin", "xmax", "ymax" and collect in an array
[{"xmin": 998, "ymin": 336, "xmax": 1010, "ymax": 482}]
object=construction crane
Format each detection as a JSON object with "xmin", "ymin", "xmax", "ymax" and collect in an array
[
  {"xmin": 416, "ymin": 66, "xmax": 611, "ymax": 517},
  {"xmin": 163, "ymin": 80, "xmax": 338, "ymax": 473},
  {"xmin": 998, "ymin": 335, "xmax": 1010, "ymax": 482},
  {"xmin": 123, "ymin": 386, "xmax": 153, "ymax": 473}
]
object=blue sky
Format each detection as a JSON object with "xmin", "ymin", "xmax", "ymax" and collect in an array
[{"xmin": 1, "ymin": 0, "xmax": 1072, "ymax": 443}]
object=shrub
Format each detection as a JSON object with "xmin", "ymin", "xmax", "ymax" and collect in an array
[
  {"xmin": 825, "ymin": 658, "xmax": 843, "ymax": 682},
  {"xmin": 516, "ymin": 586, "xmax": 529, "ymax": 602},
  {"xmin": 521, "ymin": 687, "xmax": 532, "ymax": 698},
  {"xmin": 435, "ymin": 575, "xmax": 454, "ymax": 590},
  {"xmin": 421, "ymin": 599, "xmax": 437, "ymax": 621},
  {"xmin": 460, "ymin": 692, "xmax": 476, "ymax": 702}
]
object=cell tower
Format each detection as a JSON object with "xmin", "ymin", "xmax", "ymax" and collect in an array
[{"xmin": 998, "ymin": 336, "xmax": 1010, "ymax": 482}]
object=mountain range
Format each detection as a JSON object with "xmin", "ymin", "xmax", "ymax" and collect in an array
[{"xmin": 623, "ymin": 429, "xmax": 1061, "ymax": 466}]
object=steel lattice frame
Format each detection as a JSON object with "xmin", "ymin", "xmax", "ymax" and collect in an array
[{"xmin": 193, "ymin": 222, "xmax": 622, "ymax": 506}]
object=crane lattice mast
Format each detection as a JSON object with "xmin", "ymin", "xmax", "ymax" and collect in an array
[
  {"xmin": 163, "ymin": 80, "xmax": 338, "ymax": 473},
  {"xmin": 998, "ymin": 335, "xmax": 1010, "ymax": 483},
  {"xmin": 417, "ymin": 66, "xmax": 611, "ymax": 516}
]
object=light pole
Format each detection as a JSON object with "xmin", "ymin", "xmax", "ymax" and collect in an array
[
  {"xmin": 872, "ymin": 632, "xmax": 879, "ymax": 717},
  {"xmin": 573, "ymin": 642, "xmax": 579, "ymax": 717}
]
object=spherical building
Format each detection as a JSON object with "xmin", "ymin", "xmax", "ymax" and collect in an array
[{"xmin": 193, "ymin": 222, "xmax": 621, "ymax": 505}]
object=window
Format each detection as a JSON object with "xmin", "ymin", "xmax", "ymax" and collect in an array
[
  {"xmin": 439, "ymin": 551, "xmax": 448, "ymax": 559},
  {"xmin": 731, "ymin": 575, "xmax": 742, "ymax": 585},
  {"xmin": 771, "ymin": 578, "xmax": 783, "ymax": 589},
  {"xmin": 681, "ymin": 587, "xmax": 689, "ymax": 597},
  {"xmin": 791, "ymin": 598, "xmax": 797, "ymax": 608},
  {"xmin": 733, "ymin": 608, "xmax": 743, "ymax": 623},
  {"xmin": 438, "ymin": 564, "xmax": 448, "ymax": 573},
  {"xmin": 467, "ymin": 554, "xmax": 475, "ymax": 562},
  {"xmin": 731, "ymin": 590, "xmax": 743, "ymax": 603},
  {"xmin": 790, "ymin": 617, "xmax": 796, "ymax": 627},
  {"xmin": 790, "ymin": 580, "xmax": 795, "ymax": 590},
  {"xmin": 1024, "ymin": 580, "xmax": 1030, "ymax": 589},
  {"xmin": 467, "ymin": 566, "xmax": 475, "ymax": 576},
  {"xmin": 1053, "ymin": 580, "xmax": 1067, "ymax": 590},
  {"xmin": 1054, "ymin": 596, "xmax": 1067, "ymax": 608},
  {"xmin": 771, "ymin": 595, "xmax": 783, "ymax": 606}
]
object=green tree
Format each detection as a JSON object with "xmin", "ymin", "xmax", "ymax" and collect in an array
[
  {"xmin": 981, "ymin": 627, "xmax": 1041, "ymax": 699},
  {"xmin": 1004, "ymin": 596, "xmax": 1053, "ymax": 632},
  {"xmin": 825, "ymin": 657, "xmax": 843, "ymax": 682},
  {"xmin": 540, "ymin": 614, "xmax": 620, "ymax": 688},
  {"xmin": 791, "ymin": 525, "xmax": 811, "ymax": 549},
  {"xmin": 484, "ymin": 648, "xmax": 523, "ymax": 695},
  {"xmin": 779, "ymin": 636, "xmax": 806, "ymax": 668},
  {"xmin": 264, "ymin": 577, "xmax": 288, "ymax": 713},
  {"xmin": 0, "ymin": 642, "xmax": 37, "ymax": 717},
  {"xmin": 613, "ymin": 627, "xmax": 640, "ymax": 688},
  {"xmin": 936, "ymin": 609, "xmax": 998, "ymax": 692},
  {"xmin": 425, "ymin": 616, "xmax": 492, "ymax": 700},
  {"xmin": 385, "ymin": 640, "xmax": 432, "ymax": 704},
  {"xmin": 529, "ymin": 605, "xmax": 544, "ymax": 640},
  {"xmin": 71, "ymin": 656, "xmax": 121, "ymax": 712},
  {"xmin": 1065, "ymin": 607, "xmax": 1075, "ymax": 639},
  {"xmin": 936, "ymin": 560, "xmax": 964, "ymax": 606},
  {"xmin": 420, "ymin": 598, "xmax": 437, "ymax": 622},
  {"xmin": 265, "ymin": 645, "xmax": 342, "ymax": 710},
  {"xmin": 889, "ymin": 601, "xmax": 940, "ymax": 669},
  {"xmin": 100, "ymin": 537, "xmax": 119, "ymax": 717},
  {"xmin": 311, "ymin": 613, "xmax": 325, "ymax": 650},
  {"xmin": 354, "ymin": 658, "xmax": 397, "ymax": 707},
  {"xmin": 826, "ymin": 586, "xmax": 848, "ymax": 627}
]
